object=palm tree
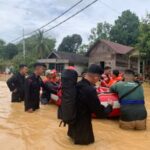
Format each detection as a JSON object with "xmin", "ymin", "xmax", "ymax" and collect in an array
[{"xmin": 36, "ymin": 30, "xmax": 48, "ymax": 59}]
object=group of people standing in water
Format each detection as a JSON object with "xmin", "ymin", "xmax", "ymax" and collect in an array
[
  {"xmin": 6, "ymin": 63, "xmax": 147, "ymax": 145},
  {"xmin": 7, "ymin": 63, "xmax": 59, "ymax": 112}
]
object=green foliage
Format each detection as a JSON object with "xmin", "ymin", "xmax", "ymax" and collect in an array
[
  {"xmin": 3, "ymin": 43, "xmax": 18, "ymax": 59},
  {"xmin": 0, "ymin": 10, "xmax": 149, "ymax": 73},
  {"xmin": 12, "ymin": 31, "xmax": 56, "ymax": 72},
  {"xmin": 137, "ymin": 13, "xmax": 150, "ymax": 58},
  {"xmin": 16, "ymin": 31, "xmax": 56, "ymax": 59},
  {"xmin": 36, "ymin": 30, "xmax": 46, "ymax": 59},
  {"xmin": 0, "ymin": 59, "xmax": 11, "ymax": 72},
  {"xmin": 17, "ymin": 35, "xmax": 37, "ymax": 54},
  {"xmin": 44, "ymin": 38, "xmax": 56, "ymax": 56},
  {"xmin": 12, "ymin": 53, "xmax": 37, "ymax": 73},
  {"xmin": 0, "ymin": 39, "xmax": 5, "ymax": 46},
  {"xmin": 36, "ymin": 30, "xmax": 56, "ymax": 59},
  {"xmin": 78, "ymin": 44, "xmax": 89, "ymax": 55},
  {"xmin": 58, "ymin": 34, "xmax": 82, "ymax": 53},
  {"xmin": 0, "ymin": 31, "xmax": 56, "ymax": 72},
  {"xmin": 110, "ymin": 10, "xmax": 140, "ymax": 46},
  {"xmin": 0, "ymin": 39, "xmax": 5, "ymax": 58},
  {"xmin": 88, "ymin": 22, "xmax": 112, "ymax": 45}
]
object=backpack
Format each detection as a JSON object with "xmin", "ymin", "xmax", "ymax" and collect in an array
[{"xmin": 58, "ymin": 69, "xmax": 78, "ymax": 126}]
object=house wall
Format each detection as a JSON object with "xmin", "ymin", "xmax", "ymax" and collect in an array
[
  {"xmin": 128, "ymin": 50, "xmax": 141, "ymax": 74},
  {"xmin": 48, "ymin": 63, "xmax": 65, "ymax": 72},
  {"xmin": 88, "ymin": 42, "xmax": 116, "ymax": 70},
  {"xmin": 116, "ymin": 54, "xmax": 129, "ymax": 71},
  {"xmin": 75, "ymin": 64, "xmax": 87, "ymax": 75},
  {"xmin": 130, "ymin": 57, "xmax": 138, "ymax": 72},
  {"xmin": 88, "ymin": 42, "xmax": 137, "ymax": 71},
  {"xmin": 38, "ymin": 59, "xmax": 87, "ymax": 74}
]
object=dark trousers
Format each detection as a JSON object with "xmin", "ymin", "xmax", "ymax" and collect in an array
[{"xmin": 11, "ymin": 92, "xmax": 24, "ymax": 102}]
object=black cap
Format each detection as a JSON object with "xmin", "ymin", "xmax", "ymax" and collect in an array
[
  {"xmin": 33, "ymin": 63, "xmax": 46, "ymax": 68},
  {"xmin": 88, "ymin": 64, "xmax": 104, "ymax": 75}
]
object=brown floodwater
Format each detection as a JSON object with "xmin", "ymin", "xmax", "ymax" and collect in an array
[{"xmin": 0, "ymin": 80, "xmax": 150, "ymax": 150}]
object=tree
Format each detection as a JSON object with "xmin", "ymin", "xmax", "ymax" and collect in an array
[
  {"xmin": 88, "ymin": 22, "xmax": 112, "ymax": 45},
  {"xmin": 44, "ymin": 38, "xmax": 56, "ymax": 56},
  {"xmin": 12, "ymin": 31, "xmax": 56, "ymax": 72},
  {"xmin": 12, "ymin": 53, "xmax": 37, "ymax": 73},
  {"xmin": 36, "ymin": 30, "xmax": 48, "ymax": 59},
  {"xmin": 58, "ymin": 34, "xmax": 82, "ymax": 53},
  {"xmin": 137, "ymin": 13, "xmax": 150, "ymax": 59},
  {"xmin": 35, "ymin": 30, "xmax": 56, "ymax": 58},
  {"xmin": 110, "ymin": 10, "xmax": 140, "ymax": 46},
  {"xmin": 0, "ymin": 39, "xmax": 5, "ymax": 45},
  {"xmin": 16, "ymin": 31, "xmax": 56, "ymax": 59},
  {"xmin": 16, "ymin": 35, "xmax": 38, "ymax": 55},
  {"xmin": 78, "ymin": 44, "xmax": 89, "ymax": 55},
  {"xmin": 0, "ymin": 58, "xmax": 11, "ymax": 73},
  {"xmin": 0, "ymin": 39, "xmax": 5, "ymax": 58},
  {"xmin": 3, "ymin": 43, "xmax": 18, "ymax": 59}
]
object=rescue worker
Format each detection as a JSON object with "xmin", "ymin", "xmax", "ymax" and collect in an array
[
  {"xmin": 24, "ymin": 63, "xmax": 52, "ymax": 112},
  {"xmin": 68, "ymin": 64, "xmax": 113, "ymax": 145},
  {"xmin": 110, "ymin": 69, "xmax": 147, "ymax": 130},
  {"xmin": 108, "ymin": 69, "xmax": 122, "ymax": 87},
  {"xmin": 50, "ymin": 69, "xmax": 58, "ymax": 83},
  {"xmin": 41, "ymin": 70, "xmax": 58, "ymax": 105},
  {"xmin": 7, "ymin": 64, "xmax": 28, "ymax": 102},
  {"xmin": 81, "ymin": 68, "xmax": 88, "ymax": 78},
  {"xmin": 101, "ymin": 66, "xmax": 112, "ymax": 87}
]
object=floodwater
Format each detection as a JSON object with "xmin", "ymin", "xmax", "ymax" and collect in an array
[{"xmin": 0, "ymin": 80, "xmax": 150, "ymax": 150}]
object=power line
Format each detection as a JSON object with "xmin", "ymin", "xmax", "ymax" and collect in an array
[
  {"xmin": 8, "ymin": 0, "xmax": 121, "ymax": 43},
  {"xmin": 22, "ymin": 28, "xmax": 26, "ymax": 59},
  {"xmin": 10, "ymin": 0, "xmax": 84, "ymax": 43},
  {"xmin": 26, "ymin": 0, "xmax": 84, "ymax": 36},
  {"xmin": 99, "ymin": 0, "xmax": 120, "ymax": 14},
  {"xmin": 44, "ymin": 0, "xmax": 98, "ymax": 33}
]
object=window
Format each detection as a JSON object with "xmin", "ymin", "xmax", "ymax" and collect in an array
[
  {"xmin": 56, "ymin": 64, "xmax": 64, "ymax": 73},
  {"xmin": 116, "ymin": 61, "xmax": 128, "ymax": 67},
  {"xmin": 49, "ymin": 63, "xmax": 64, "ymax": 72},
  {"xmin": 49, "ymin": 63, "xmax": 55, "ymax": 69}
]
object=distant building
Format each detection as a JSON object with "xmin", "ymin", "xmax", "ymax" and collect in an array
[
  {"xmin": 38, "ymin": 39, "xmax": 146, "ymax": 75},
  {"xmin": 86, "ymin": 39, "xmax": 144, "ymax": 73},
  {"xmin": 38, "ymin": 51, "xmax": 88, "ymax": 74}
]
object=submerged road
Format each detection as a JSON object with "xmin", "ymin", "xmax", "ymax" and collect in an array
[{"xmin": 0, "ymin": 81, "xmax": 150, "ymax": 150}]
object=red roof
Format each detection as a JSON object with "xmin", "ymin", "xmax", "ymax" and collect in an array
[{"xmin": 87, "ymin": 39, "xmax": 134, "ymax": 55}]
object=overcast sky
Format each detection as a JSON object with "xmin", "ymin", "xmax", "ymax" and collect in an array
[{"xmin": 0, "ymin": 0, "xmax": 150, "ymax": 47}]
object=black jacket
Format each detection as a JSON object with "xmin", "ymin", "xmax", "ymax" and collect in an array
[
  {"xmin": 24, "ymin": 73, "xmax": 56, "ymax": 111},
  {"xmin": 41, "ymin": 81, "xmax": 58, "ymax": 104},
  {"xmin": 7, "ymin": 73, "xmax": 25, "ymax": 102},
  {"xmin": 68, "ymin": 78, "xmax": 112, "ymax": 145}
]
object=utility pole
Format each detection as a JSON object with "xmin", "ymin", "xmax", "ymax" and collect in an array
[{"xmin": 23, "ymin": 28, "xmax": 26, "ymax": 60}]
